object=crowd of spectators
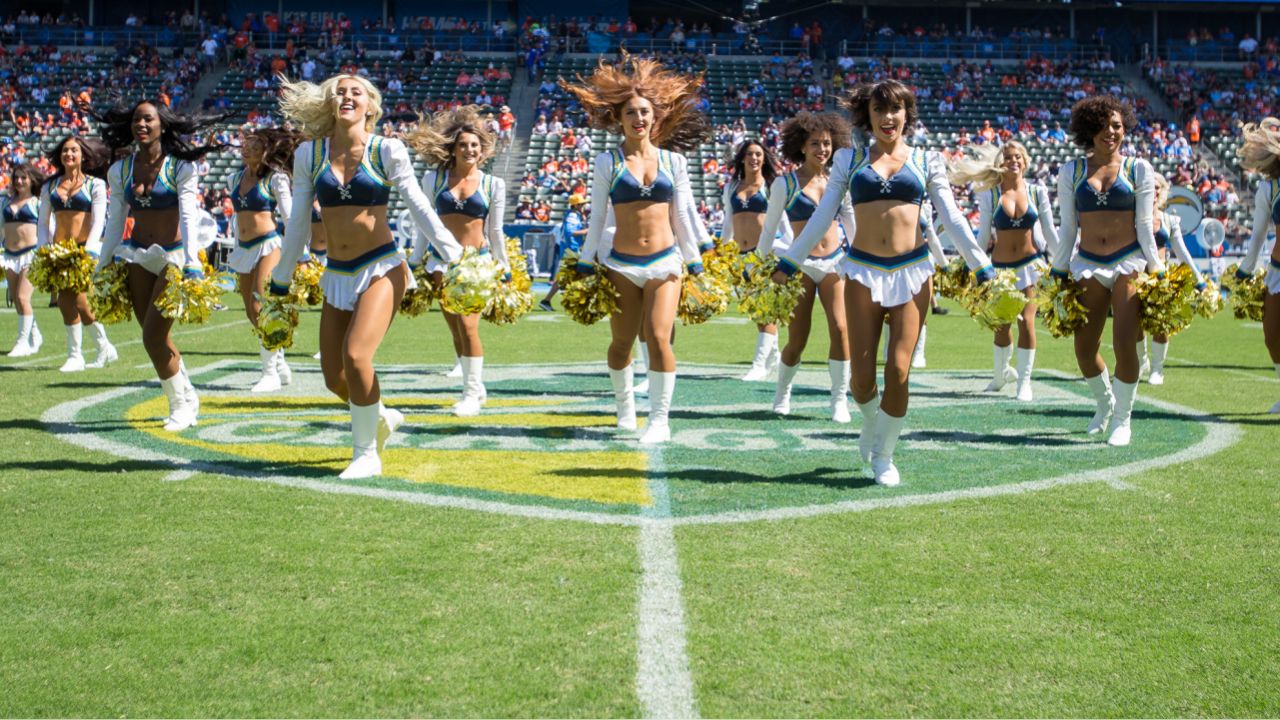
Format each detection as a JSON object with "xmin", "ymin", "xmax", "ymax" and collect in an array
[{"xmin": 1146, "ymin": 53, "xmax": 1280, "ymax": 133}]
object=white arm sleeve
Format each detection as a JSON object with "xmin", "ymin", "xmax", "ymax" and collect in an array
[
  {"xmin": 410, "ymin": 168, "xmax": 438, "ymax": 266},
  {"xmin": 926, "ymin": 151, "xmax": 992, "ymax": 272},
  {"xmin": 1241, "ymin": 178, "xmax": 1273, "ymax": 274},
  {"xmin": 37, "ymin": 183, "xmax": 53, "ymax": 247},
  {"xmin": 86, "ymin": 177, "xmax": 107, "ymax": 254},
  {"xmin": 1034, "ymin": 183, "xmax": 1059, "ymax": 259},
  {"xmin": 975, "ymin": 189, "xmax": 993, "ymax": 253},
  {"xmin": 719, "ymin": 182, "xmax": 735, "ymax": 245},
  {"xmin": 669, "ymin": 153, "xmax": 704, "ymax": 264},
  {"xmin": 580, "ymin": 152, "xmax": 613, "ymax": 264},
  {"xmin": 98, "ymin": 160, "xmax": 128, "ymax": 270},
  {"xmin": 385, "ymin": 138, "xmax": 460, "ymax": 265},
  {"xmin": 921, "ymin": 201, "xmax": 946, "ymax": 266},
  {"xmin": 271, "ymin": 172, "xmax": 293, "ymax": 226},
  {"xmin": 757, "ymin": 175, "xmax": 791, "ymax": 257},
  {"xmin": 270, "ymin": 145, "xmax": 314, "ymax": 287},
  {"xmin": 1133, "ymin": 160, "xmax": 1164, "ymax": 273},
  {"xmin": 1166, "ymin": 213, "xmax": 1202, "ymax": 283},
  {"xmin": 1052, "ymin": 161, "xmax": 1079, "ymax": 273},
  {"xmin": 781, "ymin": 148, "xmax": 852, "ymax": 269},
  {"xmin": 176, "ymin": 161, "xmax": 202, "ymax": 268},
  {"xmin": 486, "ymin": 176, "xmax": 509, "ymax": 271},
  {"xmin": 837, "ymin": 189, "xmax": 856, "ymax": 248}
]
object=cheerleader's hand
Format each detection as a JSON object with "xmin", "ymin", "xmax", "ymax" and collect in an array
[
  {"xmin": 1050, "ymin": 267, "xmax": 1069, "ymax": 280},
  {"xmin": 268, "ymin": 279, "xmax": 291, "ymax": 297},
  {"xmin": 974, "ymin": 266, "xmax": 996, "ymax": 284},
  {"xmin": 574, "ymin": 262, "xmax": 595, "ymax": 276},
  {"xmin": 502, "ymin": 272, "xmax": 513, "ymax": 283},
  {"xmin": 687, "ymin": 262, "xmax": 704, "ymax": 276},
  {"xmin": 1195, "ymin": 281, "xmax": 1208, "ymax": 291},
  {"xmin": 1147, "ymin": 258, "xmax": 1167, "ymax": 275},
  {"xmin": 1235, "ymin": 267, "xmax": 1252, "ymax": 281},
  {"xmin": 182, "ymin": 265, "xmax": 205, "ymax": 280}
]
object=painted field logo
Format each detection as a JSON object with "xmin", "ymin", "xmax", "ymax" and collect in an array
[{"xmin": 46, "ymin": 361, "xmax": 1228, "ymax": 524}]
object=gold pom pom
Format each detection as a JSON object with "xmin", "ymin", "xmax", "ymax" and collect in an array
[
  {"xmin": 289, "ymin": 261, "xmax": 325, "ymax": 306},
  {"xmin": 933, "ymin": 258, "xmax": 975, "ymax": 303},
  {"xmin": 556, "ymin": 252, "xmax": 621, "ymax": 326},
  {"xmin": 399, "ymin": 264, "xmax": 440, "ymax": 318},
  {"xmin": 89, "ymin": 262, "xmax": 134, "ymax": 325},
  {"xmin": 482, "ymin": 239, "xmax": 534, "ymax": 325},
  {"xmin": 253, "ymin": 295, "xmax": 300, "ymax": 351},
  {"xmin": 155, "ymin": 265, "xmax": 227, "ymax": 325},
  {"xmin": 1035, "ymin": 272, "xmax": 1088, "ymax": 339},
  {"xmin": 737, "ymin": 254, "xmax": 806, "ymax": 326},
  {"xmin": 1193, "ymin": 281, "xmax": 1223, "ymax": 319},
  {"xmin": 440, "ymin": 247, "xmax": 503, "ymax": 316},
  {"xmin": 1135, "ymin": 264, "xmax": 1198, "ymax": 336},
  {"xmin": 678, "ymin": 270, "xmax": 732, "ymax": 325},
  {"xmin": 1222, "ymin": 263, "xmax": 1266, "ymax": 321},
  {"xmin": 702, "ymin": 239, "xmax": 745, "ymax": 288},
  {"xmin": 968, "ymin": 268, "xmax": 1030, "ymax": 331},
  {"xmin": 30, "ymin": 239, "xmax": 95, "ymax": 294}
]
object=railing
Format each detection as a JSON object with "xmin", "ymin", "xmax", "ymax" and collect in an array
[
  {"xmin": 837, "ymin": 38, "xmax": 1110, "ymax": 62},
  {"xmin": 1160, "ymin": 40, "xmax": 1257, "ymax": 64}
]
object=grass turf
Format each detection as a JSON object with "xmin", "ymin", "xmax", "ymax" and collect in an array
[{"xmin": 0, "ymin": 293, "xmax": 1277, "ymax": 716}]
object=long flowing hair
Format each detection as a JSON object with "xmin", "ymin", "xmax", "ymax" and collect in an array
[
  {"xmin": 90, "ymin": 99, "xmax": 229, "ymax": 161},
  {"xmin": 278, "ymin": 74, "xmax": 384, "ymax": 140},
  {"xmin": 1153, "ymin": 172, "xmax": 1171, "ymax": 210},
  {"xmin": 45, "ymin": 135, "xmax": 111, "ymax": 178},
  {"xmin": 949, "ymin": 141, "xmax": 1032, "ymax": 192},
  {"xmin": 778, "ymin": 111, "xmax": 851, "ymax": 166},
  {"xmin": 404, "ymin": 105, "xmax": 497, "ymax": 169},
  {"xmin": 558, "ymin": 52, "xmax": 708, "ymax": 148},
  {"xmin": 1238, "ymin": 117, "xmax": 1280, "ymax": 179},
  {"xmin": 243, "ymin": 127, "xmax": 305, "ymax": 178},
  {"xmin": 7, "ymin": 164, "xmax": 47, "ymax": 199},
  {"xmin": 727, "ymin": 139, "xmax": 779, "ymax": 187}
]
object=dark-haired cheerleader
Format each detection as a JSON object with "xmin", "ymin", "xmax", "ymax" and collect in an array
[
  {"xmin": 4, "ymin": 165, "xmax": 45, "ymax": 357},
  {"xmin": 720, "ymin": 140, "xmax": 782, "ymax": 382}
]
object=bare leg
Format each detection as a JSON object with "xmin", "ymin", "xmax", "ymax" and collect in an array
[
  {"xmin": 780, "ymin": 275, "xmax": 817, "ymax": 367},
  {"xmin": 342, "ymin": 269, "xmax": 408, "ymax": 406},
  {"xmin": 605, "ymin": 270, "xmax": 644, "ymax": 371}
]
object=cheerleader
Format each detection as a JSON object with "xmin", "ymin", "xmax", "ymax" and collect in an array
[
  {"xmin": 309, "ymin": 201, "xmax": 327, "ymax": 263},
  {"xmin": 720, "ymin": 139, "xmax": 782, "ymax": 381},
  {"xmin": 1235, "ymin": 118, "xmax": 1280, "ymax": 412},
  {"xmin": 406, "ymin": 106, "xmax": 509, "ymax": 417},
  {"xmin": 560, "ymin": 54, "xmax": 708, "ymax": 444},
  {"xmin": 1137, "ymin": 174, "xmax": 1206, "ymax": 385},
  {"xmin": 758, "ymin": 112, "xmax": 855, "ymax": 422},
  {"xmin": 882, "ymin": 199, "xmax": 947, "ymax": 368},
  {"xmin": 775, "ymin": 80, "xmax": 996, "ymax": 486},
  {"xmin": 226, "ymin": 128, "xmax": 302, "ymax": 392},
  {"xmin": 951, "ymin": 141, "xmax": 1059, "ymax": 400},
  {"xmin": 270, "ymin": 74, "xmax": 461, "ymax": 479},
  {"xmin": 3, "ymin": 165, "xmax": 45, "ymax": 357},
  {"xmin": 1049, "ymin": 95, "xmax": 1163, "ymax": 446},
  {"xmin": 94, "ymin": 100, "xmax": 226, "ymax": 431}
]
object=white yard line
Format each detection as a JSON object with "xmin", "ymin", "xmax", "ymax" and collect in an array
[{"xmin": 7, "ymin": 318, "xmax": 248, "ymax": 369}]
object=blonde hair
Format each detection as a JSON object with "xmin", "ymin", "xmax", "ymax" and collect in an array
[
  {"xmin": 558, "ymin": 52, "xmax": 706, "ymax": 148},
  {"xmin": 404, "ymin": 105, "xmax": 497, "ymax": 169},
  {"xmin": 948, "ymin": 141, "xmax": 1032, "ymax": 191},
  {"xmin": 277, "ymin": 74, "xmax": 384, "ymax": 140},
  {"xmin": 1238, "ymin": 117, "xmax": 1280, "ymax": 179},
  {"xmin": 1153, "ymin": 172, "xmax": 1170, "ymax": 210}
]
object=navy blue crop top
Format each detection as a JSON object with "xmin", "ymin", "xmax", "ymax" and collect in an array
[
  {"xmin": 1154, "ymin": 222, "xmax": 1169, "ymax": 249},
  {"xmin": 230, "ymin": 168, "xmax": 277, "ymax": 213},
  {"xmin": 123, "ymin": 154, "xmax": 181, "ymax": 210},
  {"xmin": 1270, "ymin": 188, "xmax": 1280, "ymax": 225},
  {"xmin": 731, "ymin": 185, "xmax": 768, "ymax": 214},
  {"xmin": 781, "ymin": 173, "xmax": 821, "ymax": 222},
  {"xmin": 848, "ymin": 147, "xmax": 927, "ymax": 206},
  {"xmin": 1071, "ymin": 157, "xmax": 1137, "ymax": 213},
  {"xmin": 46, "ymin": 177, "xmax": 95, "ymax": 213},
  {"xmin": 992, "ymin": 187, "xmax": 1039, "ymax": 231},
  {"xmin": 433, "ymin": 171, "xmax": 492, "ymax": 220},
  {"xmin": 311, "ymin": 137, "xmax": 391, "ymax": 208},
  {"xmin": 608, "ymin": 148, "xmax": 675, "ymax": 205},
  {"xmin": 3, "ymin": 198, "xmax": 38, "ymax": 224}
]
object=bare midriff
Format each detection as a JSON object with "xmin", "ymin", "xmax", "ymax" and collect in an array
[
  {"xmin": 318, "ymin": 207, "xmax": 393, "ymax": 260},
  {"xmin": 236, "ymin": 209, "xmax": 278, "ymax": 242},
  {"xmin": 732, "ymin": 211, "xmax": 764, "ymax": 253},
  {"xmin": 129, "ymin": 209, "xmax": 180, "ymax": 249},
  {"xmin": 441, "ymin": 215, "xmax": 486, "ymax": 249},
  {"xmin": 3, "ymin": 221, "xmax": 36, "ymax": 252},
  {"xmin": 54, "ymin": 210, "xmax": 91, "ymax": 244},
  {"xmin": 612, "ymin": 201, "xmax": 674, "ymax": 255},
  {"xmin": 1078, "ymin": 210, "xmax": 1138, "ymax": 257},
  {"xmin": 851, "ymin": 201, "xmax": 923, "ymax": 257}
]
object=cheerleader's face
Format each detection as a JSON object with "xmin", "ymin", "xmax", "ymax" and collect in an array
[
  {"xmin": 333, "ymin": 78, "xmax": 369, "ymax": 125},
  {"xmin": 10, "ymin": 172, "xmax": 30, "ymax": 197},
  {"xmin": 60, "ymin": 139, "xmax": 83, "ymax": 172},
  {"xmin": 132, "ymin": 103, "xmax": 162, "ymax": 146},
  {"xmin": 870, "ymin": 100, "xmax": 906, "ymax": 143},
  {"xmin": 1093, "ymin": 111, "xmax": 1125, "ymax": 153},
  {"xmin": 240, "ymin": 136, "xmax": 265, "ymax": 171},
  {"xmin": 743, "ymin": 144, "xmax": 764, "ymax": 176},
  {"xmin": 1001, "ymin": 147, "xmax": 1027, "ymax": 176},
  {"xmin": 453, "ymin": 132, "xmax": 483, "ymax": 168},
  {"xmin": 619, "ymin": 95, "xmax": 656, "ymax": 142},
  {"xmin": 802, "ymin": 131, "xmax": 832, "ymax": 167}
]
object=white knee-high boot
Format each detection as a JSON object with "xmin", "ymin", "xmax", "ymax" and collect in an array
[
  {"xmin": 1137, "ymin": 338, "xmax": 1150, "ymax": 379},
  {"xmin": 911, "ymin": 325, "xmax": 927, "ymax": 369},
  {"xmin": 377, "ymin": 401, "xmax": 403, "ymax": 453},
  {"xmin": 639, "ymin": 370, "xmax": 674, "ymax": 444},
  {"xmin": 9, "ymin": 314, "xmax": 36, "ymax": 357},
  {"xmin": 1085, "ymin": 371, "xmax": 1114, "ymax": 435},
  {"xmin": 161, "ymin": 369, "xmax": 199, "ymax": 432},
  {"xmin": 773, "ymin": 360, "xmax": 800, "ymax": 415},
  {"xmin": 1271, "ymin": 364, "xmax": 1280, "ymax": 414},
  {"xmin": 86, "ymin": 321, "xmax": 117, "ymax": 368},
  {"xmin": 609, "ymin": 365, "xmax": 637, "ymax": 430},
  {"xmin": 1107, "ymin": 379, "xmax": 1138, "ymax": 447},
  {"xmin": 447, "ymin": 355, "xmax": 463, "ymax": 378},
  {"xmin": 59, "ymin": 323, "xmax": 85, "ymax": 372},
  {"xmin": 454, "ymin": 356, "xmax": 485, "ymax": 417},
  {"xmin": 857, "ymin": 393, "xmax": 879, "ymax": 462},
  {"xmin": 252, "ymin": 345, "xmax": 282, "ymax": 392},
  {"xmin": 1014, "ymin": 348, "xmax": 1035, "ymax": 402},
  {"xmin": 743, "ymin": 331, "xmax": 778, "ymax": 382},
  {"xmin": 828, "ymin": 359, "xmax": 851, "ymax": 423},
  {"xmin": 1148, "ymin": 341, "xmax": 1168, "ymax": 385},
  {"xmin": 276, "ymin": 349, "xmax": 292, "ymax": 385},
  {"xmin": 985, "ymin": 344, "xmax": 1016, "ymax": 391},
  {"xmin": 634, "ymin": 341, "xmax": 650, "ymax": 395},
  {"xmin": 871, "ymin": 409, "xmax": 906, "ymax": 486},
  {"xmin": 340, "ymin": 401, "xmax": 382, "ymax": 479}
]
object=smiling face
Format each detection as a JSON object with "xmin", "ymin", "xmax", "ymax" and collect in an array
[
  {"xmin": 619, "ymin": 95, "xmax": 656, "ymax": 143},
  {"xmin": 60, "ymin": 139, "xmax": 83, "ymax": 173},
  {"xmin": 132, "ymin": 102, "xmax": 162, "ymax": 146},
  {"xmin": 1001, "ymin": 145, "xmax": 1027, "ymax": 177},
  {"xmin": 10, "ymin": 171, "xmax": 31, "ymax": 198},
  {"xmin": 452, "ymin": 131, "xmax": 483, "ymax": 168},
  {"xmin": 743, "ymin": 143, "xmax": 764, "ymax": 177},
  {"xmin": 240, "ymin": 135, "xmax": 264, "ymax": 171},
  {"xmin": 1093, "ymin": 110, "xmax": 1125, "ymax": 154},
  {"xmin": 332, "ymin": 77, "xmax": 370, "ymax": 128},
  {"xmin": 870, "ymin": 99, "xmax": 906, "ymax": 144},
  {"xmin": 802, "ymin": 130, "xmax": 833, "ymax": 169}
]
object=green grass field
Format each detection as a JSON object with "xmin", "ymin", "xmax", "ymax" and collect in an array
[{"xmin": 1, "ymin": 291, "xmax": 1277, "ymax": 717}]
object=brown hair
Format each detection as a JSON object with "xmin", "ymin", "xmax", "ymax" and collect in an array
[
  {"xmin": 405, "ymin": 105, "xmax": 498, "ymax": 169},
  {"xmin": 843, "ymin": 80, "xmax": 919, "ymax": 134},
  {"xmin": 8, "ymin": 164, "xmax": 47, "ymax": 198},
  {"xmin": 558, "ymin": 52, "xmax": 707, "ymax": 148},
  {"xmin": 1068, "ymin": 95, "xmax": 1137, "ymax": 150},
  {"xmin": 45, "ymin": 135, "xmax": 111, "ymax": 178},
  {"xmin": 728, "ymin": 139, "xmax": 780, "ymax": 186},
  {"xmin": 242, "ymin": 127, "xmax": 305, "ymax": 178},
  {"xmin": 779, "ymin": 111, "xmax": 852, "ymax": 165}
]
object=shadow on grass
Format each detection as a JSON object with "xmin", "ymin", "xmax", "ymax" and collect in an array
[{"xmin": 545, "ymin": 464, "xmax": 874, "ymax": 490}]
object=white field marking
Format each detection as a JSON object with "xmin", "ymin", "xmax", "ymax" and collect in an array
[
  {"xmin": 707, "ymin": 316, "xmax": 749, "ymax": 325},
  {"xmin": 163, "ymin": 469, "xmax": 197, "ymax": 482},
  {"xmin": 1095, "ymin": 338, "xmax": 1280, "ymax": 385},
  {"xmin": 7, "ymin": 317, "xmax": 249, "ymax": 369},
  {"xmin": 523, "ymin": 314, "xmax": 564, "ymax": 322},
  {"xmin": 636, "ymin": 447, "xmax": 699, "ymax": 720},
  {"xmin": 42, "ymin": 363, "xmax": 1237, "ymax": 528}
]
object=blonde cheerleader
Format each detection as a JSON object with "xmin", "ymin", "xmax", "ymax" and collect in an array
[
  {"xmin": 407, "ymin": 106, "xmax": 509, "ymax": 417},
  {"xmin": 1049, "ymin": 95, "xmax": 1163, "ymax": 446},
  {"xmin": 1236, "ymin": 118, "xmax": 1280, "ymax": 412},
  {"xmin": 94, "ymin": 100, "xmax": 227, "ymax": 431},
  {"xmin": 720, "ymin": 139, "xmax": 782, "ymax": 381},
  {"xmin": 560, "ymin": 54, "xmax": 709, "ymax": 444},
  {"xmin": 758, "ymin": 112, "xmax": 856, "ymax": 422},
  {"xmin": 1136, "ymin": 174, "xmax": 1206, "ymax": 385},
  {"xmin": 269, "ymin": 74, "xmax": 462, "ymax": 479},
  {"xmin": 36, "ymin": 135, "xmax": 117, "ymax": 371},
  {"xmin": 951, "ymin": 141, "xmax": 1059, "ymax": 400},
  {"xmin": 775, "ymin": 80, "xmax": 996, "ymax": 486},
  {"xmin": 4, "ymin": 165, "xmax": 45, "ymax": 357},
  {"xmin": 227, "ymin": 127, "xmax": 302, "ymax": 392}
]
